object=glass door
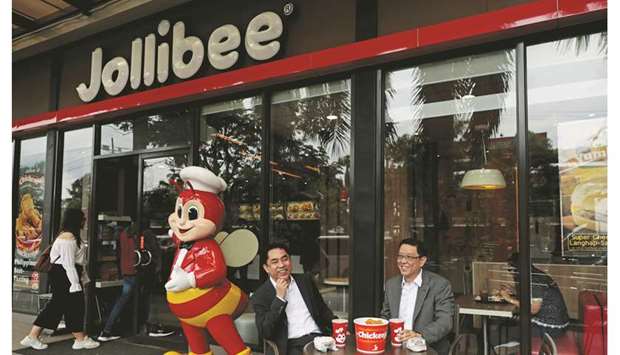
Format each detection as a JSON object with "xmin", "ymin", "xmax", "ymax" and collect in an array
[{"xmin": 138, "ymin": 150, "xmax": 188, "ymax": 333}]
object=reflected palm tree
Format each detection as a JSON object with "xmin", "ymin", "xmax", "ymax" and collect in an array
[
  {"xmin": 200, "ymin": 103, "xmax": 263, "ymax": 204},
  {"xmin": 293, "ymin": 91, "xmax": 351, "ymax": 160},
  {"xmin": 555, "ymin": 32, "xmax": 607, "ymax": 56}
]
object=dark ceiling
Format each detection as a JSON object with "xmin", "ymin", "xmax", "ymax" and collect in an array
[{"xmin": 12, "ymin": 0, "xmax": 114, "ymax": 38}]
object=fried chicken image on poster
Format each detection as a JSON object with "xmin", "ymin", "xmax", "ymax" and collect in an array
[
  {"xmin": 15, "ymin": 192, "xmax": 43, "ymax": 258},
  {"xmin": 558, "ymin": 118, "xmax": 607, "ymax": 257}
]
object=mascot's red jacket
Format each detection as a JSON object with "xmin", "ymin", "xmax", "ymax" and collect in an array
[{"xmin": 164, "ymin": 167, "xmax": 250, "ymax": 355}]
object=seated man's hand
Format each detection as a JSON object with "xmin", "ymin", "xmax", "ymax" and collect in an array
[
  {"xmin": 499, "ymin": 288, "xmax": 512, "ymax": 301},
  {"xmin": 275, "ymin": 278, "xmax": 290, "ymax": 299},
  {"xmin": 396, "ymin": 329, "xmax": 422, "ymax": 342}
]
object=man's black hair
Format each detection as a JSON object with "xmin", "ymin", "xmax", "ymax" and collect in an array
[
  {"xmin": 398, "ymin": 238, "xmax": 428, "ymax": 257},
  {"xmin": 262, "ymin": 241, "xmax": 290, "ymax": 263}
]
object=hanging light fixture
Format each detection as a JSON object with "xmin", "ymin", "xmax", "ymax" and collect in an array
[{"xmin": 460, "ymin": 126, "xmax": 506, "ymax": 190}]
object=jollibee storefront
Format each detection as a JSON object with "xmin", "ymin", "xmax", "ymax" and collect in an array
[{"xmin": 13, "ymin": 0, "xmax": 607, "ymax": 353}]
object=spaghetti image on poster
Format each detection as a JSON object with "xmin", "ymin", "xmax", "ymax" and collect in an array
[{"xmin": 558, "ymin": 118, "xmax": 607, "ymax": 257}]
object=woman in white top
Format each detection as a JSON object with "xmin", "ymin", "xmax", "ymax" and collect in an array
[{"xmin": 20, "ymin": 208, "xmax": 100, "ymax": 350}]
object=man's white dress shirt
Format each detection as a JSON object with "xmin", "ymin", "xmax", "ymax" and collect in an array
[
  {"xmin": 399, "ymin": 270, "xmax": 423, "ymax": 330},
  {"xmin": 270, "ymin": 276, "xmax": 321, "ymax": 339}
]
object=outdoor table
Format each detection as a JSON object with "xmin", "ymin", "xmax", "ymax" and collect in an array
[
  {"xmin": 456, "ymin": 294, "xmax": 516, "ymax": 355},
  {"xmin": 302, "ymin": 337, "xmax": 437, "ymax": 354}
]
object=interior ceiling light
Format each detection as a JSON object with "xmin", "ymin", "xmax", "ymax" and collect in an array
[
  {"xmin": 326, "ymin": 114, "xmax": 338, "ymax": 120},
  {"xmin": 460, "ymin": 125, "xmax": 506, "ymax": 190}
]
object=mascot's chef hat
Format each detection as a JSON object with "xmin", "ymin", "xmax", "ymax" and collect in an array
[
  {"xmin": 178, "ymin": 166, "xmax": 227, "ymax": 229},
  {"xmin": 180, "ymin": 166, "xmax": 227, "ymax": 194}
]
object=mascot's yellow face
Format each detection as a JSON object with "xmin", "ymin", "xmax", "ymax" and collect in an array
[{"xmin": 169, "ymin": 197, "xmax": 217, "ymax": 242}]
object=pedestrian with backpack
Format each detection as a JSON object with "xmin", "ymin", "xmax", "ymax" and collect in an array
[{"xmin": 20, "ymin": 208, "xmax": 100, "ymax": 351}]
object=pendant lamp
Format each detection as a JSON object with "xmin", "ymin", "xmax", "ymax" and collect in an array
[{"xmin": 460, "ymin": 127, "xmax": 506, "ymax": 190}]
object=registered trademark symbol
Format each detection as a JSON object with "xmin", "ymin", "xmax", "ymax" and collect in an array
[{"xmin": 283, "ymin": 3, "xmax": 294, "ymax": 16}]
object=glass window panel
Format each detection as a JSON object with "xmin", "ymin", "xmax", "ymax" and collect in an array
[
  {"xmin": 526, "ymin": 32, "xmax": 607, "ymax": 353},
  {"xmin": 60, "ymin": 127, "xmax": 93, "ymax": 245},
  {"xmin": 384, "ymin": 50, "xmax": 518, "ymax": 347},
  {"xmin": 141, "ymin": 152, "xmax": 188, "ymax": 328},
  {"xmin": 199, "ymin": 96, "xmax": 263, "ymax": 294},
  {"xmin": 270, "ymin": 79, "xmax": 351, "ymax": 316},
  {"xmin": 14, "ymin": 136, "xmax": 48, "ymax": 292},
  {"xmin": 100, "ymin": 110, "xmax": 192, "ymax": 155},
  {"xmin": 141, "ymin": 153, "xmax": 188, "ymax": 234}
]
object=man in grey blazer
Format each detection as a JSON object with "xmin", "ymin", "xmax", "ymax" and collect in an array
[{"xmin": 380, "ymin": 238, "xmax": 454, "ymax": 355}]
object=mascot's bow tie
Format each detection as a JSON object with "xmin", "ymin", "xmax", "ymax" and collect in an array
[{"xmin": 179, "ymin": 241, "xmax": 195, "ymax": 250}]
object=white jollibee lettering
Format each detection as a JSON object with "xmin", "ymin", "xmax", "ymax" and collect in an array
[
  {"xmin": 171, "ymin": 21, "xmax": 204, "ymax": 79},
  {"xmin": 208, "ymin": 24, "xmax": 241, "ymax": 70},
  {"xmin": 245, "ymin": 11, "xmax": 283, "ymax": 60},
  {"xmin": 157, "ymin": 20, "xmax": 171, "ymax": 83},
  {"xmin": 130, "ymin": 38, "xmax": 142, "ymax": 89},
  {"xmin": 144, "ymin": 34, "xmax": 156, "ymax": 86},
  {"xmin": 76, "ymin": 11, "xmax": 284, "ymax": 102},
  {"xmin": 101, "ymin": 57, "xmax": 129, "ymax": 96},
  {"xmin": 76, "ymin": 48, "xmax": 102, "ymax": 102}
]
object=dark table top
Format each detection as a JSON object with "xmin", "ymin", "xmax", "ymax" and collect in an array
[{"xmin": 302, "ymin": 337, "xmax": 437, "ymax": 355}]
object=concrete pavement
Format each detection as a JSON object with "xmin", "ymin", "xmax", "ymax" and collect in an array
[{"xmin": 13, "ymin": 312, "xmax": 263, "ymax": 355}]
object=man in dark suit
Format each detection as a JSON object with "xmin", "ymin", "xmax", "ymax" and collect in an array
[
  {"xmin": 251, "ymin": 242, "xmax": 336, "ymax": 355},
  {"xmin": 380, "ymin": 238, "xmax": 454, "ymax": 355}
]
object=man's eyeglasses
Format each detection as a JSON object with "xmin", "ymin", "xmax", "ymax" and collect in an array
[{"xmin": 397, "ymin": 254, "xmax": 422, "ymax": 263}]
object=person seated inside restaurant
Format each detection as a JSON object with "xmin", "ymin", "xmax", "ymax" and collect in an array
[
  {"xmin": 251, "ymin": 242, "xmax": 337, "ymax": 355},
  {"xmin": 380, "ymin": 238, "xmax": 454, "ymax": 355},
  {"xmin": 496, "ymin": 252, "xmax": 570, "ymax": 339}
]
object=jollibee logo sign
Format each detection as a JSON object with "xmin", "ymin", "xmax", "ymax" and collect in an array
[
  {"xmin": 76, "ymin": 10, "xmax": 285, "ymax": 102},
  {"xmin": 357, "ymin": 331, "xmax": 387, "ymax": 340}
]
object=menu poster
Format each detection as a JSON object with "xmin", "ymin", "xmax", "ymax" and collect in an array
[
  {"xmin": 13, "ymin": 150, "xmax": 45, "ymax": 291},
  {"xmin": 558, "ymin": 118, "xmax": 607, "ymax": 257},
  {"xmin": 238, "ymin": 201, "xmax": 319, "ymax": 221},
  {"xmin": 286, "ymin": 201, "xmax": 319, "ymax": 221}
]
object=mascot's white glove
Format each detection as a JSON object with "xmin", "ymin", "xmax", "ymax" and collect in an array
[{"xmin": 165, "ymin": 265, "xmax": 196, "ymax": 292}]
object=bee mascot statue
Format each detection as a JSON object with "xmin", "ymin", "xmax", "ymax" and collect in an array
[{"xmin": 164, "ymin": 167, "xmax": 251, "ymax": 355}]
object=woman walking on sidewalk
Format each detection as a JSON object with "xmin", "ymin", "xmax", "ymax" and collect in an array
[{"xmin": 20, "ymin": 208, "xmax": 100, "ymax": 351}]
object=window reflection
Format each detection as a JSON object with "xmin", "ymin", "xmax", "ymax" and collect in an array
[
  {"xmin": 270, "ymin": 80, "xmax": 351, "ymax": 315},
  {"xmin": 61, "ymin": 128, "xmax": 93, "ymax": 244},
  {"xmin": 384, "ymin": 50, "xmax": 517, "ymax": 297},
  {"xmin": 100, "ymin": 111, "xmax": 192, "ymax": 155},
  {"xmin": 199, "ymin": 96, "xmax": 263, "ymax": 293},
  {"xmin": 526, "ymin": 33, "xmax": 607, "ymax": 354}
]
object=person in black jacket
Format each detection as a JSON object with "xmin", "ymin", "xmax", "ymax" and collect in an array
[{"xmin": 251, "ymin": 242, "xmax": 336, "ymax": 355}]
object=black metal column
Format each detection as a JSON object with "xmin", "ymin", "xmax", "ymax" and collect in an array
[
  {"xmin": 39, "ymin": 130, "xmax": 61, "ymax": 295},
  {"xmin": 86, "ymin": 128, "xmax": 99, "ymax": 334},
  {"xmin": 516, "ymin": 42, "xmax": 532, "ymax": 355},
  {"xmin": 190, "ymin": 108, "xmax": 201, "ymax": 166},
  {"xmin": 350, "ymin": 68, "xmax": 384, "ymax": 319},
  {"xmin": 350, "ymin": 0, "xmax": 381, "ymax": 320},
  {"xmin": 12, "ymin": 139, "xmax": 21, "ymax": 288},
  {"xmin": 260, "ymin": 92, "xmax": 272, "ymax": 270}
]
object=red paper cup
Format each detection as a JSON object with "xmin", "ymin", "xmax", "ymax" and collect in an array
[
  {"xmin": 332, "ymin": 319, "xmax": 348, "ymax": 347},
  {"xmin": 353, "ymin": 317, "xmax": 388, "ymax": 354},
  {"xmin": 389, "ymin": 318, "xmax": 405, "ymax": 347}
]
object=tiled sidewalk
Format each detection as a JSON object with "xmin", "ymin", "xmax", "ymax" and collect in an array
[{"xmin": 13, "ymin": 312, "xmax": 262, "ymax": 355}]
